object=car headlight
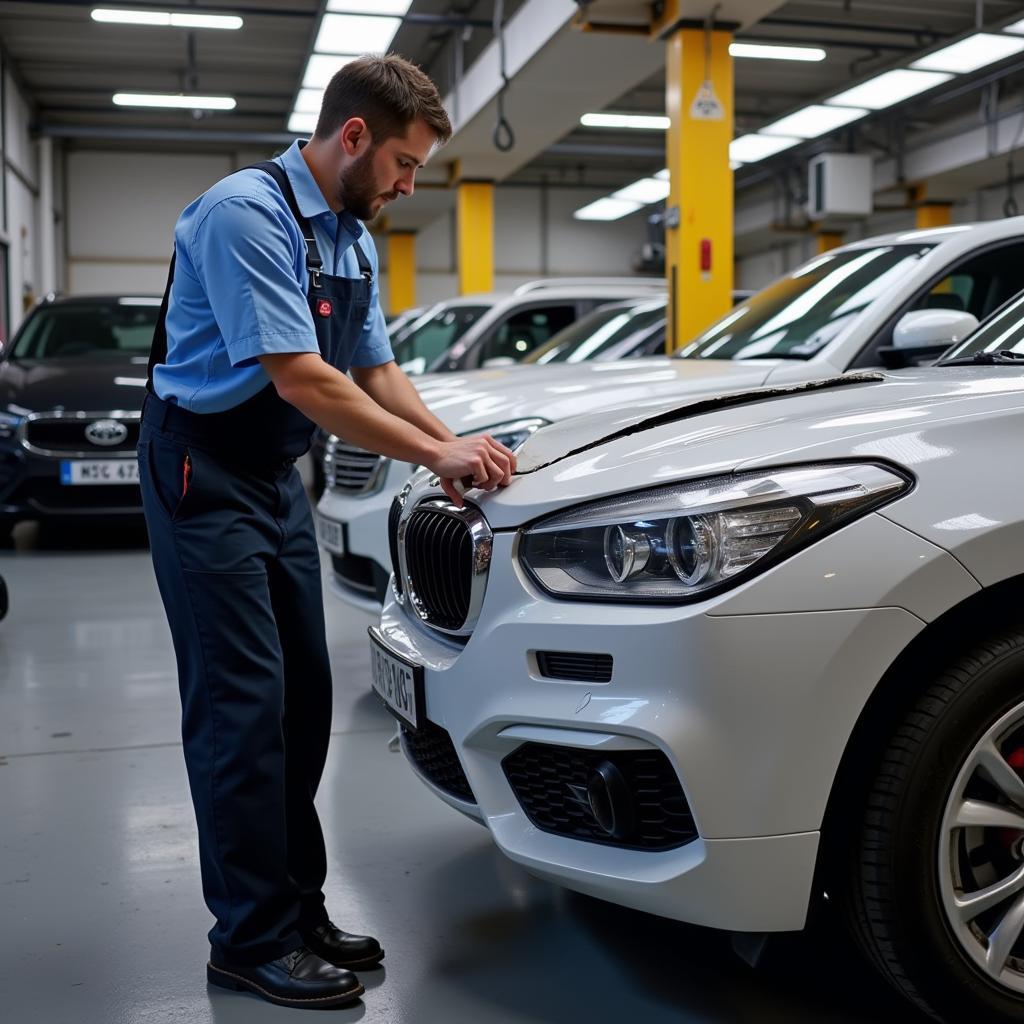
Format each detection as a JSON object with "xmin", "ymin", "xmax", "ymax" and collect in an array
[
  {"xmin": 469, "ymin": 418, "xmax": 549, "ymax": 453},
  {"xmin": 0, "ymin": 412, "xmax": 23, "ymax": 439},
  {"xmin": 519, "ymin": 462, "xmax": 912, "ymax": 603}
]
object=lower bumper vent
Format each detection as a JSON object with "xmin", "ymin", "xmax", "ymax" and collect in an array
[
  {"xmin": 536, "ymin": 651, "xmax": 613, "ymax": 683},
  {"xmin": 502, "ymin": 742, "xmax": 696, "ymax": 851},
  {"xmin": 402, "ymin": 720, "xmax": 475, "ymax": 804}
]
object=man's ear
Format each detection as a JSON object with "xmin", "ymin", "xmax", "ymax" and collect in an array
[{"xmin": 339, "ymin": 117, "xmax": 371, "ymax": 157}]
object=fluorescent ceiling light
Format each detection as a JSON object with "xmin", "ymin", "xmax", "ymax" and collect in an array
[
  {"xmin": 911, "ymin": 33, "xmax": 1024, "ymax": 74},
  {"xmin": 729, "ymin": 134, "xmax": 800, "ymax": 164},
  {"xmin": 1005, "ymin": 18, "xmax": 1024, "ymax": 34},
  {"xmin": 289, "ymin": 112, "xmax": 319, "ymax": 135},
  {"xmin": 826, "ymin": 68, "xmax": 953, "ymax": 110},
  {"xmin": 580, "ymin": 112, "xmax": 670, "ymax": 130},
  {"xmin": 294, "ymin": 88, "xmax": 324, "ymax": 114},
  {"xmin": 654, "ymin": 168, "xmax": 669, "ymax": 180},
  {"xmin": 92, "ymin": 8, "xmax": 242, "ymax": 29},
  {"xmin": 113, "ymin": 93, "xmax": 236, "ymax": 110},
  {"xmin": 315, "ymin": 13, "xmax": 401, "ymax": 54},
  {"xmin": 761, "ymin": 103, "xmax": 867, "ymax": 139},
  {"xmin": 730, "ymin": 42, "xmax": 825, "ymax": 62},
  {"xmin": 574, "ymin": 197, "xmax": 643, "ymax": 221},
  {"xmin": 303, "ymin": 54, "xmax": 359, "ymax": 89},
  {"xmin": 327, "ymin": 0, "xmax": 412, "ymax": 12},
  {"xmin": 612, "ymin": 178, "xmax": 671, "ymax": 204}
]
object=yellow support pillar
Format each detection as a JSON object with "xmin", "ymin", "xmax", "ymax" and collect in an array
[
  {"xmin": 387, "ymin": 231, "xmax": 417, "ymax": 315},
  {"xmin": 660, "ymin": 14, "xmax": 734, "ymax": 351},
  {"xmin": 456, "ymin": 179, "xmax": 494, "ymax": 295},
  {"xmin": 816, "ymin": 231, "xmax": 844, "ymax": 255},
  {"xmin": 917, "ymin": 202, "xmax": 953, "ymax": 230}
]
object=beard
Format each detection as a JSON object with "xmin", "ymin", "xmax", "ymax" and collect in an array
[{"xmin": 337, "ymin": 148, "xmax": 397, "ymax": 221}]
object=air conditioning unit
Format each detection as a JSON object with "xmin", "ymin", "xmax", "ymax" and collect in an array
[{"xmin": 807, "ymin": 153, "xmax": 873, "ymax": 220}]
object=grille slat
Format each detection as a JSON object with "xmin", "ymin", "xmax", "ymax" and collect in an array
[
  {"xmin": 402, "ymin": 505, "xmax": 476, "ymax": 632},
  {"xmin": 536, "ymin": 651, "xmax": 614, "ymax": 683},
  {"xmin": 25, "ymin": 416, "xmax": 140, "ymax": 455},
  {"xmin": 324, "ymin": 438, "xmax": 385, "ymax": 493},
  {"xmin": 502, "ymin": 743, "xmax": 697, "ymax": 852},
  {"xmin": 402, "ymin": 720, "xmax": 475, "ymax": 803}
]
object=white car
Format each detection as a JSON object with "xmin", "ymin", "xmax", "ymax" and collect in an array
[
  {"xmin": 317, "ymin": 218, "xmax": 1024, "ymax": 612},
  {"xmin": 371, "ymin": 289, "xmax": 1024, "ymax": 1022}
]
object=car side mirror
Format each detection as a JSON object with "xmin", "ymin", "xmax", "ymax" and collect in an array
[
  {"xmin": 482, "ymin": 357, "xmax": 516, "ymax": 368},
  {"xmin": 879, "ymin": 309, "xmax": 980, "ymax": 368}
]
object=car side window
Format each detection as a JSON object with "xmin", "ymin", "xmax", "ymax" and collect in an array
[{"xmin": 475, "ymin": 304, "xmax": 577, "ymax": 365}]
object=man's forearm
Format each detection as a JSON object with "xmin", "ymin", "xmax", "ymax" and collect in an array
[{"xmin": 352, "ymin": 362, "xmax": 456, "ymax": 443}]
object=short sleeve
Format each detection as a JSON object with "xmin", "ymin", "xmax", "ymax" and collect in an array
[{"xmin": 189, "ymin": 195, "xmax": 321, "ymax": 368}]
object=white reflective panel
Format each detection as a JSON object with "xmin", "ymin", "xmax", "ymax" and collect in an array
[
  {"xmin": 303, "ymin": 54, "xmax": 359, "ymax": 89},
  {"xmin": 761, "ymin": 104, "xmax": 867, "ymax": 139},
  {"xmin": 573, "ymin": 198, "xmax": 642, "ymax": 221},
  {"xmin": 315, "ymin": 14, "xmax": 401, "ymax": 54},
  {"xmin": 826, "ymin": 68, "xmax": 953, "ymax": 110},
  {"xmin": 729, "ymin": 134, "xmax": 800, "ymax": 163},
  {"xmin": 912, "ymin": 33, "xmax": 1024, "ymax": 74}
]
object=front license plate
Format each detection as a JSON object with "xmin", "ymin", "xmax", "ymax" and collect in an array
[
  {"xmin": 368, "ymin": 627, "xmax": 424, "ymax": 732},
  {"xmin": 316, "ymin": 513, "xmax": 345, "ymax": 554},
  {"xmin": 60, "ymin": 460, "xmax": 140, "ymax": 485}
]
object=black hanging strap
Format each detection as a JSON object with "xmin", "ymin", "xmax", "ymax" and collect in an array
[{"xmin": 146, "ymin": 250, "xmax": 177, "ymax": 394}]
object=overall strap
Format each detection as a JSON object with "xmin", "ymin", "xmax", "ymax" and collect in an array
[
  {"xmin": 146, "ymin": 250, "xmax": 176, "ymax": 394},
  {"xmin": 351, "ymin": 240, "xmax": 373, "ymax": 283},
  {"xmin": 248, "ymin": 159, "xmax": 324, "ymax": 284}
]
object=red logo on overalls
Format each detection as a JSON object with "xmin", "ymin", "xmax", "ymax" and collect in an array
[{"xmin": 316, "ymin": 299, "xmax": 333, "ymax": 318}]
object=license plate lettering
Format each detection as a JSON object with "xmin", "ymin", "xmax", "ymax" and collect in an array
[
  {"xmin": 368, "ymin": 629, "xmax": 423, "ymax": 731},
  {"xmin": 60, "ymin": 460, "xmax": 140, "ymax": 485}
]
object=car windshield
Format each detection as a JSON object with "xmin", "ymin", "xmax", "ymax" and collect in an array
[
  {"xmin": 940, "ymin": 291, "xmax": 1024, "ymax": 362},
  {"xmin": 11, "ymin": 299, "xmax": 161, "ymax": 360},
  {"xmin": 677, "ymin": 244, "xmax": 936, "ymax": 361},
  {"xmin": 392, "ymin": 304, "xmax": 489, "ymax": 374},
  {"xmin": 524, "ymin": 302, "xmax": 666, "ymax": 364}
]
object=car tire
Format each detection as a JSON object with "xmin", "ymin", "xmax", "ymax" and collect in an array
[{"xmin": 845, "ymin": 628, "xmax": 1024, "ymax": 1022}]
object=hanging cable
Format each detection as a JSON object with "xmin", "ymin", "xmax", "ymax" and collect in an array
[{"xmin": 492, "ymin": 0, "xmax": 515, "ymax": 152}]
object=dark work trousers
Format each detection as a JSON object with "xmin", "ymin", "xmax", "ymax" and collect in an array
[{"xmin": 138, "ymin": 428, "xmax": 332, "ymax": 965}]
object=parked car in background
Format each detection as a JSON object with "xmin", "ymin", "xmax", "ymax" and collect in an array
[
  {"xmin": 0, "ymin": 294, "xmax": 159, "ymax": 538},
  {"xmin": 383, "ymin": 305, "xmax": 425, "ymax": 336},
  {"xmin": 316, "ymin": 218, "xmax": 1024, "ymax": 612},
  {"xmin": 373, "ymin": 291, "xmax": 1024, "ymax": 1021}
]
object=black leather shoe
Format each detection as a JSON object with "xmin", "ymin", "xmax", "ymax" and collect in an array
[
  {"xmin": 207, "ymin": 946, "xmax": 364, "ymax": 1009},
  {"xmin": 302, "ymin": 921, "xmax": 385, "ymax": 969}
]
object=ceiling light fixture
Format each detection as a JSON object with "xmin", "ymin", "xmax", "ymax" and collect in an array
[
  {"xmin": 303, "ymin": 54, "xmax": 359, "ymax": 89},
  {"xmin": 326, "ymin": 0, "xmax": 412, "ymax": 12},
  {"xmin": 315, "ymin": 13, "xmax": 402, "ymax": 54},
  {"xmin": 826, "ymin": 68, "xmax": 953, "ymax": 110},
  {"xmin": 294, "ymin": 88, "xmax": 325, "ymax": 114},
  {"xmin": 288, "ymin": 112, "xmax": 319, "ymax": 135},
  {"xmin": 612, "ymin": 178, "xmax": 671, "ymax": 204},
  {"xmin": 580, "ymin": 112, "xmax": 671, "ymax": 130},
  {"xmin": 92, "ymin": 8, "xmax": 242, "ymax": 29},
  {"xmin": 113, "ymin": 92, "xmax": 236, "ymax": 109},
  {"xmin": 761, "ymin": 103, "xmax": 868, "ymax": 139},
  {"xmin": 729, "ymin": 134, "xmax": 800, "ymax": 164},
  {"xmin": 574, "ymin": 197, "xmax": 643, "ymax": 221},
  {"xmin": 911, "ymin": 32, "xmax": 1024, "ymax": 74},
  {"xmin": 730, "ymin": 42, "xmax": 825, "ymax": 62}
]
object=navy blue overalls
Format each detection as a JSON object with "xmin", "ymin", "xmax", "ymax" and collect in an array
[{"xmin": 139, "ymin": 159, "xmax": 372, "ymax": 966}]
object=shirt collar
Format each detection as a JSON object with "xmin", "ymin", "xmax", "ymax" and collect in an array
[{"xmin": 278, "ymin": 140, "xmax": 364, "ymax": 240}]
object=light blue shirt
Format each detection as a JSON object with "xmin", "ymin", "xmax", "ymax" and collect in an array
[{"xmin": 154, "ymin": 140, "xmax": 393, "ymax": 413}]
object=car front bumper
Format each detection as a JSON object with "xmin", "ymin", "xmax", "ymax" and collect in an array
[{"xmin": 376, "ymin": 510, "xmax": 977, "ymax": 932}]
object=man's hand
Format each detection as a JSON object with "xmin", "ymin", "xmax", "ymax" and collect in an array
[{"xmin": 426, "ymin": 434, "xmax": 517, "ymax": 507}]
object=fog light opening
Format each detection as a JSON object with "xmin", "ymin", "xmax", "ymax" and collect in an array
[{"xmin": 586, "ymin": 760, "xmax": 637, "ymax": 840}]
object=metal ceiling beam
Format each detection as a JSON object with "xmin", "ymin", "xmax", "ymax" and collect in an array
[{"xmin": 38, "ymin": 123, "xmax": 297, "ymax": 144}]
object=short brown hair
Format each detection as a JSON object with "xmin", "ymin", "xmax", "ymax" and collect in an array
[{"xmin": 314, "ymin": 54, "xmax": 452, "ymax": 146}]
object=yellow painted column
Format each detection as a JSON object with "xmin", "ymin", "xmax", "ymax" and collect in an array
[
  {"xmin": 816, "ymin": 231, "xmax": 844, "ymax": 255},
  {"xmin": 457, "ymin": 180, "xmax": 494, "ymax": 295},
  {"xmin": 387, "ymin": 231, "xmax": 417, "ymax": 315},
  {"xmin": 917, "ymin": 202, "xmax": 952, "ymax": 229},
  {"xmin": 660, "ymin": 18, "xmax": 734, "ymax": 351}
]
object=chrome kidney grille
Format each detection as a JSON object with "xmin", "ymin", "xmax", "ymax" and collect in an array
[
  {"xmin": 396, "ymin": 499, "xmax": 492, "ymax": 637},
  {"xmin": 324, "ymin": 436, "xmax": 387, "ymax": 493}
]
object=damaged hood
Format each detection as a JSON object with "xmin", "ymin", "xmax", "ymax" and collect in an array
[
  {"xmin": 410, "ymin": 357, "xmax": 779, "ymax": 432},
  {"xmin": 411, "ymin": 366, "xmax": 1024, "ymax": 529}
]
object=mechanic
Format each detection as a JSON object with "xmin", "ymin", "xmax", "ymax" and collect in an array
[{"xmin": 139, "ymin": 54, "xmax": 516, "ymax": 1010}]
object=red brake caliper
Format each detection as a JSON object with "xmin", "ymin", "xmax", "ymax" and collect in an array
[{"xmin": 999, "ymin": 748, "xmax": 1024, "ymax": 850}]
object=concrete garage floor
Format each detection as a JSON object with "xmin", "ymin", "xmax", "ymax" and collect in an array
[{"xmin": 0, "ymin": 521, "xmax": 930, "ymax": 1024}]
